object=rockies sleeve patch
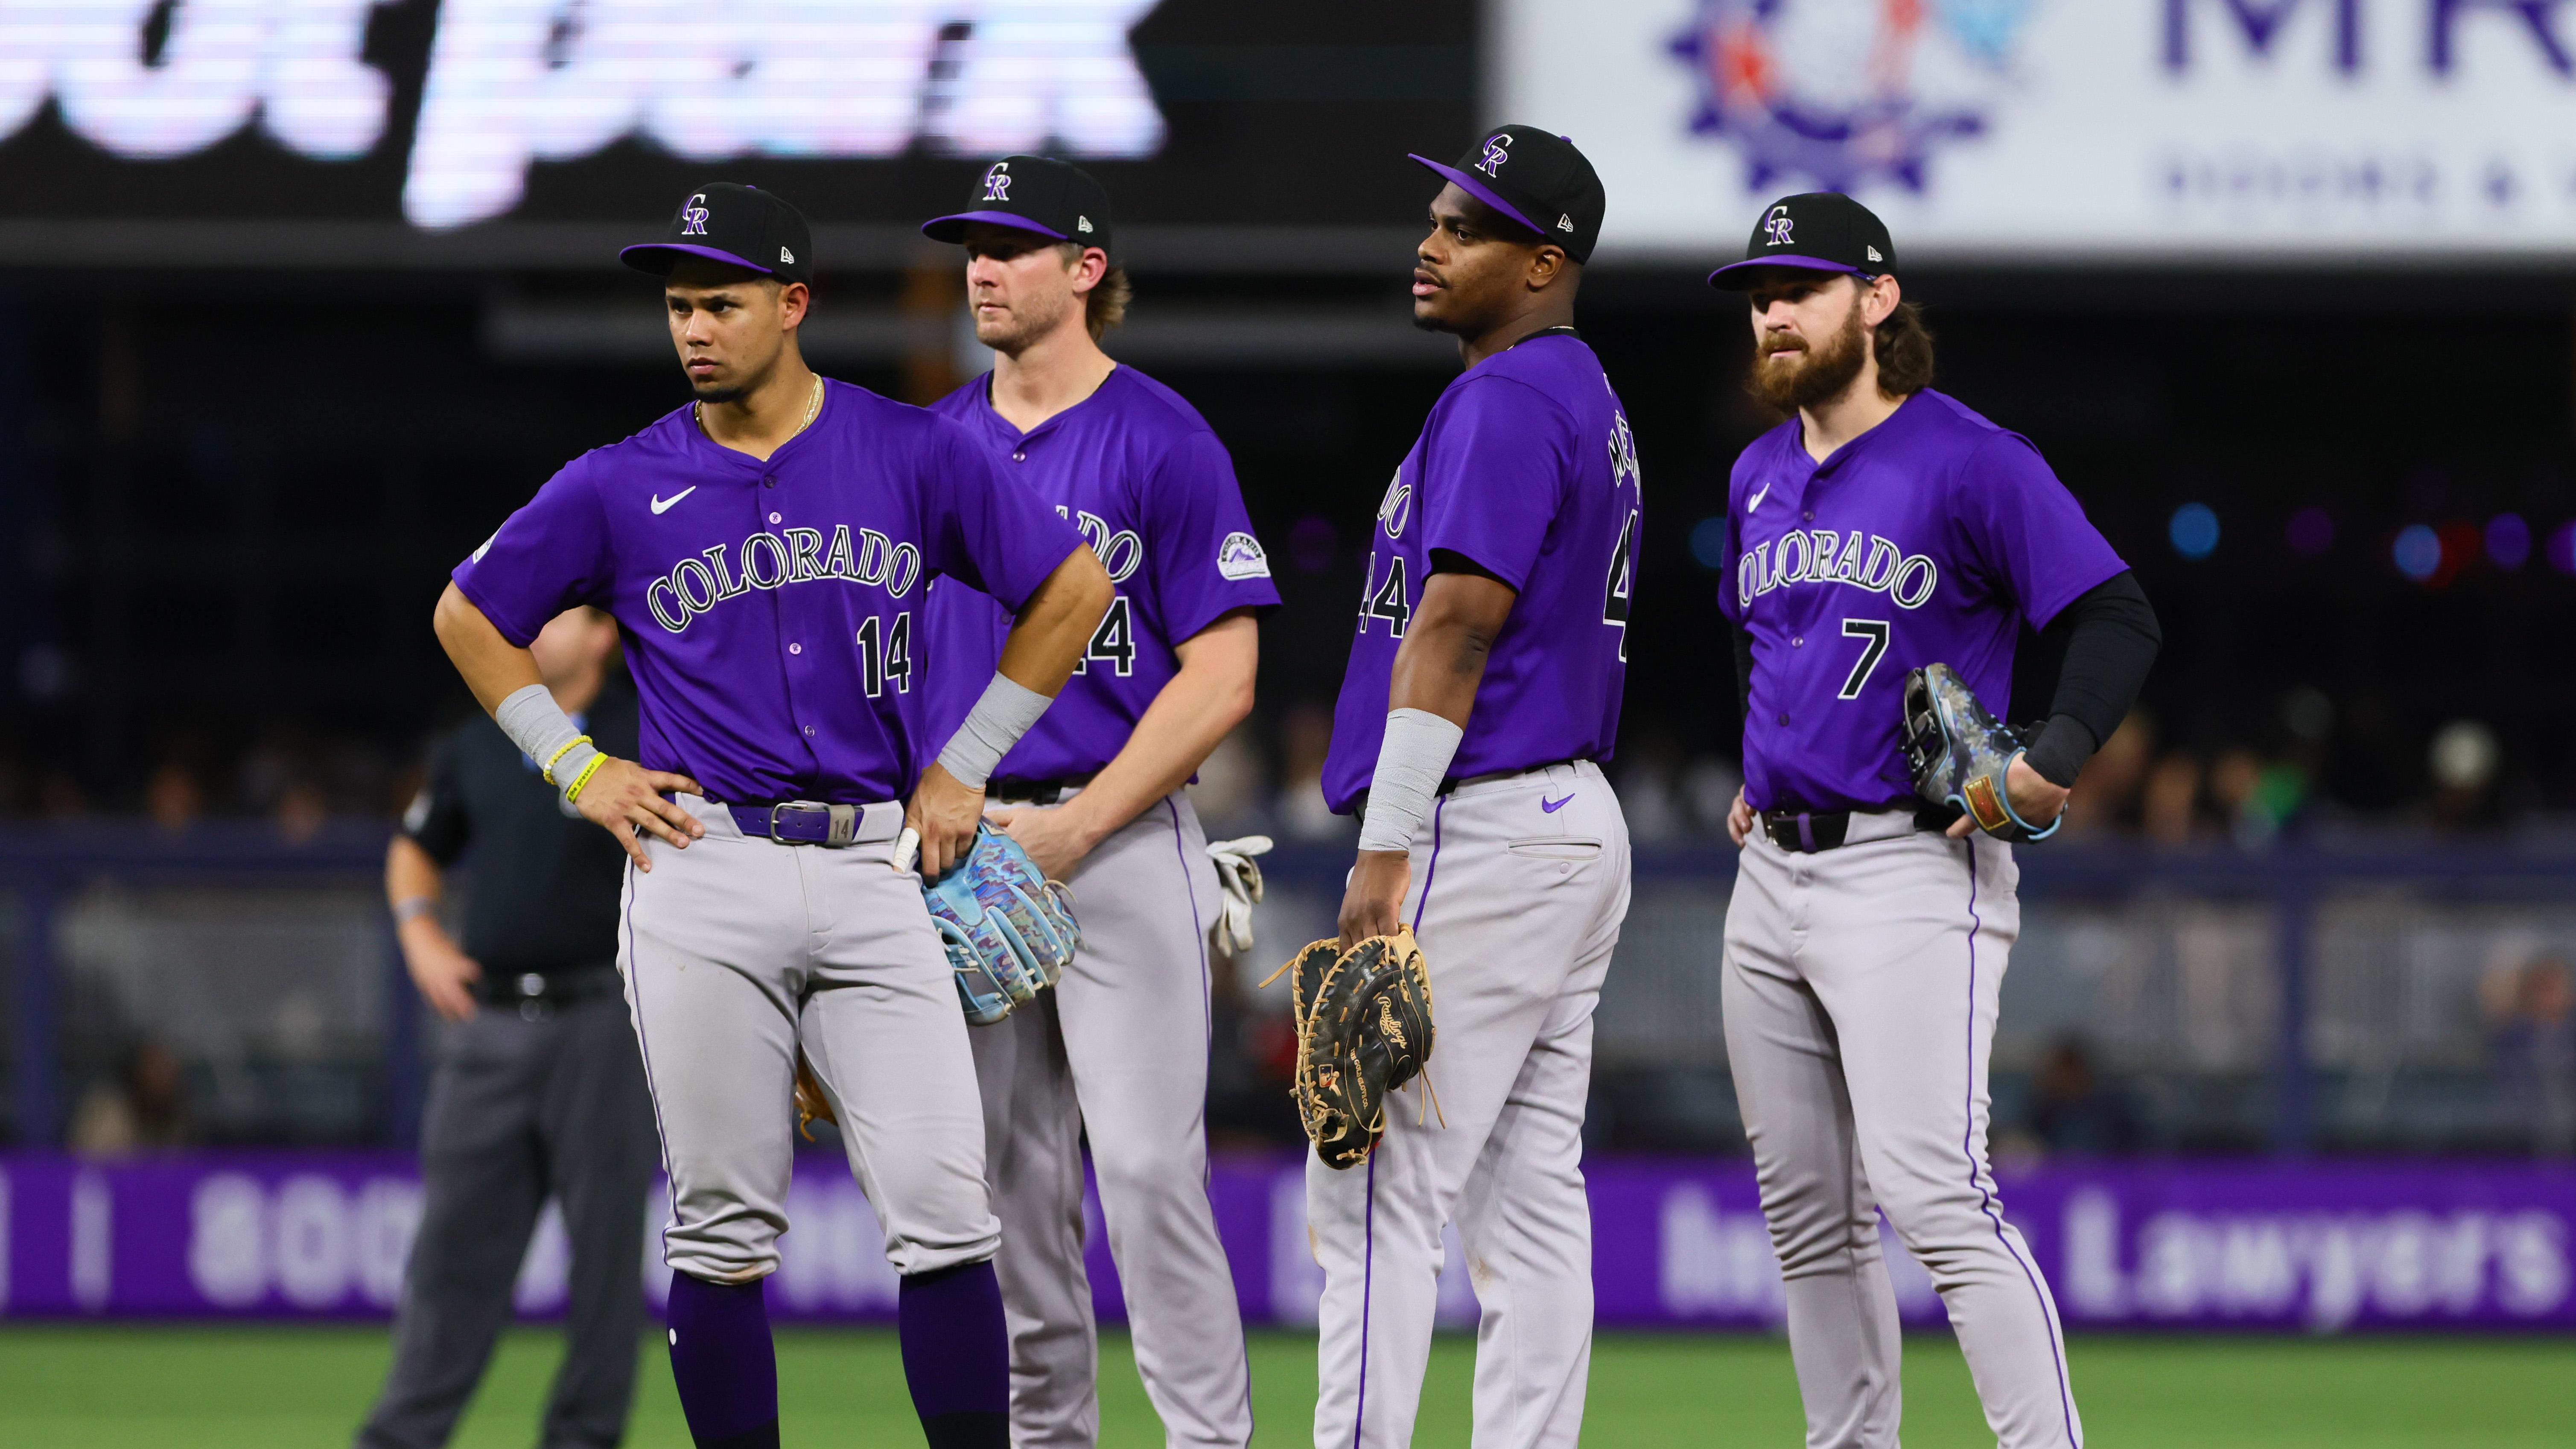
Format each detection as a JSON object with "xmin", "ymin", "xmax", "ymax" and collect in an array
[{"xmin": 1217, "ymin": 531, "xmax": 1272, "ymax": 580}]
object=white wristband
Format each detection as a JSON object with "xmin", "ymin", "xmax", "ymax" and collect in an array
[
  {"xmin": 494, "ymin": 684, "xmax": 597, "ymax": 796},
  {"xmin": 1358, "ymin": 708, "xmax": 1464, "ymax": 853},
  {"xmin": 936, "ymin": 674, "xmax": 1052, "ymax": 790}
]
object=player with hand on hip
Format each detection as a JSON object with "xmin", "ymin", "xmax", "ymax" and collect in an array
[
  {"xmin": 916, "ymin": 155, "xmax": 1275, "ymax": 1449},
  {"xmin": 1313, "ymin": 127, "xmax": 1637, "ymax": 1449},
  {"xmin": 432, "ymin": 182, "xmax": 1112, "ymax": 1449},
  {"xmin": 1708, "ymin": 193, "xmax": 2161, "ymax": 1449}
]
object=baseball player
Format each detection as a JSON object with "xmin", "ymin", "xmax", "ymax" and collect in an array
[
  {"xmin": 1709, "ymin": 193, "xmax": 2161, "ymax": 1449},
  {"xmin": 1314, "ymin": 127, "xmax": 1636, "ymax": 1449},
  {"xmin": 431, "ymin": 182, "xmax": 1114, "ymax": 1449},
  {"xmin": 914, "ymin": 155, "xmax": 1278, "ymax": 1449}
]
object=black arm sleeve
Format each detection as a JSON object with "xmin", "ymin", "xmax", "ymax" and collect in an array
[
  {"xmin": 2022, "ymin": 570, "xmax": 2162, "ymax": 787},
  {"xmin": 1733, "ymin": 623, "xmax": 1756, "ymax": 719}
]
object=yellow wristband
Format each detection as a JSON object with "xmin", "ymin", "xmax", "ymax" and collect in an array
[
  {"xmin": 541, "ymin": 735, "xmax": 592, "ymax": 784},
  {"xmin": 562, "ymin": 752, "xmax": 608, "ymax": 803}
]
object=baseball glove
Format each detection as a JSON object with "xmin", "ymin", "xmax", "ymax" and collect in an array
[
  {"xmin": 925, "ymin": 824, "xmax": 1081, "ymax": 1025},
  {"xmin": 1264, "ymin": 928, "xmax": 1438, "ymax": 1169},
  {"xmin": 793, "ymin": 1049, "xmax": 834, "ymax": 1140},
  {"xmin": 1901, "ymin": 663, "xmax": 2062, "ymax": 843}
]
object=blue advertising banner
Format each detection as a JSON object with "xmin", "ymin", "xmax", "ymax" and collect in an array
[{"xmin": 1, "ymin": 1153, "xmax": 2568, "ymax": 1332}]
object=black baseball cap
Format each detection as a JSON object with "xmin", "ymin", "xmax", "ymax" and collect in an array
[
  {"xmin": 621, "ymin": 183, "xmax": 814, "ymax": 286},
  {"xmin": 1707, "ymin": 192, "xmax": 1895, "ymax": 289},
  {"xmin": 922, "ymin": 156, "xmax": 1113, "ymax": 256},
  {"xmin": 1409, "ymin": 125, "xmax": 1605, "ymax": 264}
]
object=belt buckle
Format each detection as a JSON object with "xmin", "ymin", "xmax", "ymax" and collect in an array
[
  {"xmin": 1765, "ymin": 810, "xmax": 1817, "ymax": 853},
  {"xmin": 766, "ymin": 801, "xmax": 857, "ymax": 847}
]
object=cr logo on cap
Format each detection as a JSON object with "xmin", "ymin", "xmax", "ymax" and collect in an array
[
  {"xmin": 981, "ymin": 162, "xmax": 1012, "ymax": 202},
  {"xmin": 681, "ymin": 193, "xmax": 710, "ymax": 237},
  {"xmin": 1475, "ymin": 133, "xmax": 1512, "ymax": 177},
  {"xmin": 1763, "ymin": 203, "xmax": 1794, "ymax": 247}
]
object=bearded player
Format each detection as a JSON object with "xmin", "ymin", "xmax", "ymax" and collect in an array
[
  {"xmin": 1314, "ymin": 127, "xmax": 1637, "ymax": 1449},
  {"xmin": 1710, "ymin": 193, "xmax": 2160, "ymax": 1449},
  {"xmin": 916, "ymin": 156, "xmax": 1275, "ymax": 1448},
  {"xmin": 434, "ymin": 183, "xmax": 1112, "ymax": 1449}
]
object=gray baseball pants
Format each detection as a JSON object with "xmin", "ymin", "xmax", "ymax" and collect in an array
[
  {"xmin": 618, "ymin": 794, "xmax": 1001, "ymax": 1286},
  {"xmin": 972, "ymin": 790, "xmax": 1253, "ymax": 1448},
  {"xmin": 1723, "ymin": 815, "xmax": 2082, "ymax": 1449},
  {"xmin": 1308, "ymin": 761, "xmax": 1631, "ymax": 1449},
  {"xmin": 356, "ymin": 990, "xmax": 657, "ymax": 1449}
]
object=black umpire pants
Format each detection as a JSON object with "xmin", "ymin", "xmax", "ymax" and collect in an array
[{"xmin": 356, "ymin": 986, "xmax": 660, "ymax": 1449}]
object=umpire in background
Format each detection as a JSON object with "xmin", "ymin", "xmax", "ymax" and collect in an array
[{"xmin": 357, "ymin": 605, "xmax": 659, "ymax": 1449}]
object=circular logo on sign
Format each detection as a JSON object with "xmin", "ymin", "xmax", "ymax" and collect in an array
[{"xmin": 1668, "ymin": 0, "xmax": 2035, "ymax": 194}]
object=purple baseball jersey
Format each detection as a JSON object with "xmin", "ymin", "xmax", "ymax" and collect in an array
[
  {"xmin": 451, "ymin": 379, "xmax": 1083, "ymax": 805},
  {"xmin": 1321, "ymin": 334, "xmax": 1640, "ymax": 813},
  {"xmin": 1719, "ymin": 389, "xmax": 2126, "ymax": 813},
  {"xmin": 917, "ymin": 366, "xmax": 1281, "ymax": 780}
]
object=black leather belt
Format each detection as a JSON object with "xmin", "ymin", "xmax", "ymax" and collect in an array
[
  {"xmin": 477, "ymin": 964, "xmax": 621, "ymax": 1019},
  {"xmin": 1761, "ymin": 803, "xmax": 1951, "ymax": 854},
  {"xmin": 987, "ymin": 773, "xmax": 1095, "ymax": 805}
]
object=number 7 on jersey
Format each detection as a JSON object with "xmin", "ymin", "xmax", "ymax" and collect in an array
[{"xmin": 1838, "ymin": 618, "xmax": 1889, "ymax": 700}]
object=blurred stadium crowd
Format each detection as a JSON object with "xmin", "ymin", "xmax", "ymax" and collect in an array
[{"xmin": 6, "ymin": 279, "xmax": 2575, "ymax": 1171}]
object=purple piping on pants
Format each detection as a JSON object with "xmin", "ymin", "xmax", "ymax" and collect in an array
[
  {"xmin": 622, "ymin": 857, "xmax": 684, "ymax": 1266},
  {"xmin": 1168, "ymin": 796, "xmax": 1255, "ymax": 1436},
  {"xmin": 1167, "ymin": 797, "xmax": 1212, "ymax": 1123},
  {"xmin": 1353, "ymin": 1153, "xmax": 1377, "ymax": 1449},
  {"xmin": 1962, "ymin": 841, "xmax": 2081, "ymax": 1447},
  {"xmin": 1352, "ymin": 796, "xmax": 1446, "ymax": 1446},
  {"xmin": 1410, "ymin": 796, "xmax": 1447, "ymax": 935}
]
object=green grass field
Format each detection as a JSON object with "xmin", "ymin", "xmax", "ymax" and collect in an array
[{"xmin": 1, "ymin": 1325, "xmax": 2569, "ymax": 1446}]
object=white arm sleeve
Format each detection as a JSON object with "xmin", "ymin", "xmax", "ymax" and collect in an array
[{"xmin": 1357, "ymin": 708, "xmax": 1464, "ymax": 853}]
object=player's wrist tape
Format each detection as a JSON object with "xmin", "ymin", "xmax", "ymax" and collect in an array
[
  {"xmin": 495, "ymin": 683, "xmax": 601, "ymax": 800},
  {"xmin": 1357, "ymin": 708, "xmax": 1464, "ymax": 853},
  {"xmin": 936, "ymin": 674, "xmax": 1052, "ymax": 790},
  {"xmin": 391, "ymin": 896, "xmax": 438, "ymax": 925}
]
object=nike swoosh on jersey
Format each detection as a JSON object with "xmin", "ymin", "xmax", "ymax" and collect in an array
[
  {"xmin": 1747, "ymin": 482, "xmax": 1772, "ymax": 513},
  {"xmin": 651, "ymin": 487, "xmax": 698, "ymax": 514},
  {"xmin": 1541, "ymin": 794, "xmax": 1574, "ymax": 813}
]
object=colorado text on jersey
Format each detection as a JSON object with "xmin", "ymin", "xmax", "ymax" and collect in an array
[
  {"xmin": 644, "ymin": 524, "xmax": 921, "ymax": 634},
  {"xmin": 1736, "ymin": 528, "xmax": 1940, "ymax": 612}
]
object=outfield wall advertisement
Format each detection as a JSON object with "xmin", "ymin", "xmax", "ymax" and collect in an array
[
  {"xmin": 1493, "ymin": 0, "xmax": 2576, "ymax": 260},
  {"xmin": 0, "ymin": 1153, "xmax": 2569, "ymax": 1332}
]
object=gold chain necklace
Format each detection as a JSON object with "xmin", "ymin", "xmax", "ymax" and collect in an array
[{"xmin": 697, "ymin": 372, "xmax": 824, "ymax": 440}]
